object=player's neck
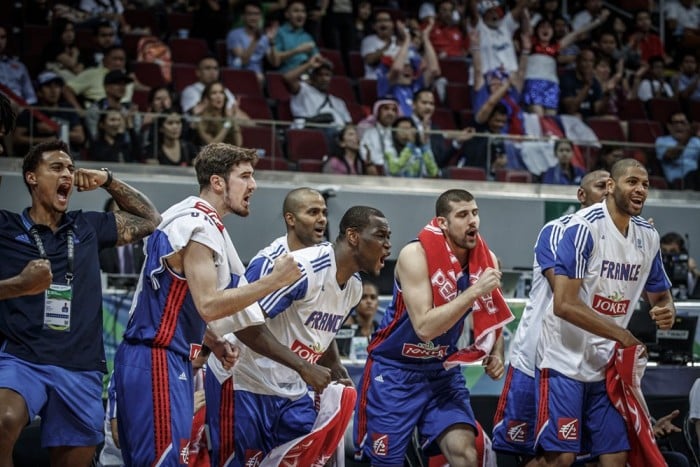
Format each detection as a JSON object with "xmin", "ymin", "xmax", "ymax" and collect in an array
[
  {"xmin": 333, "ymin": 243, "xmax": 355, "ymax": 287},
  {"xmin": 606, "ymin": 198, "xmax": 631, "ymax": 237}
]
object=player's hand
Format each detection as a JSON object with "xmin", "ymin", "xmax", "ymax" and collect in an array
[
  {"xmin": 270, "ymin": 253, "xmax": 302, "ymax": 287},
  {"xmin": 483, "ymin": 354, "xmax": 505, "ymax": 380},
  {"xmin": 330, "ymin": 365, "xmax": 354, "ymax": 387},
  {"xmin": 472, "ymin": 267, "xmax": 502, "ymax": 297},
  {"xmin": 193, "ymin": 389, "xmax": 206, "ymax": 413},
  {"xmin": 110, "ymin": 418, "xmax": 120, "ymax": 449},
  {"xmin": 650, "ymin": 304, "xmax": 675, "ymax": 330},
  {"xmin": 653, "ymin": 409, "xmax": 682, "ymax": 438},
  {"xmin": 618, "ymin": 329, "xmax": 645, "ymax": 354},
  {"xmin": 213, "ymin": 340, "xmax": 239, "ymax": 370},
  {"xmin": 18, "ymin": 259, "xmax": 52, "ymax": 294},
  {"xmin": 74, "ymin": 168, "xmax": 109, "ymax": 192},
  {"xmin": 299, "ymin": 362, "xmax": 332, "ymax": 394}
]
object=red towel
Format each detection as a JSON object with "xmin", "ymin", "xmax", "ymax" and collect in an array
[
  {"xmin": 417, "ymin": 218, "xmax": 513, "ymax": 370},
  {"xmin": 605, "ymin": 344, "xmax": 666, "ymax": 467}
]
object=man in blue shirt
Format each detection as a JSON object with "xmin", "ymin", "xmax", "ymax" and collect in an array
[
  {"xmin": 275, "ymin": 0, "xmax": 318, "ymax": 72},
  {"xmin": 655, "ymin": 112, "xmax": 700, "ymax": 189},
  {"xmin": 0, "ymin": 24, "xmax": 37, "ymax": 105},
  {"xmin": 0, "ymin": 140, "xmax": 160, "ymax": 466}
]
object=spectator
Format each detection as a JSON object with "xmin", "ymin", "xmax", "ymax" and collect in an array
[
  {"xmin": 344, "ymin": 280, "xmax": 381, "ymax": 338},
  {"xmin": 593, "ymin": 28, "xmax": 623, "ymax": 67},
  {"xmin": 42, "ymin": 18, "xmax": 85, "ymax": 81},
  {"xmin": 226, "ymin": 1, "xmax": 279, "ymax": 85},
  {"xmin": 80, "ymin": 21, "xmax": 117, "ymax": 68},
  {"xmin": 631, "ymin": 10, "xmax": 672, "ymax": 66},
  {"xmin": 323, "ymin": 124, "xmax": 365, "ymax": 175},
  {"xmin": 180, "ymin": 56, "xmax": 248, "ymax": 120},
  {"xmin": 0, "ymin": 92, "xmax": 16, "ymax": 156},
  {"xmin": 384, "ymin": 116, "xmax": 439, "ymax": 178},
  {"xmin": 193, "ymin": 82, "xmax": 243, "ymax": 147},
  {"xmin": 89, "ymin": 109, "xmax": 140, "ymax": 162},
  {"xmin": 673, "ymin": 53, "xmax": 700, "ymax": 102},
  {"xmin": 559, "ymin": 48, "xmax": 608, "ymax": 119},
  {"xmin": 665, "ymin": 0, "xmax": 700, "ymax": 50},
  {"xmin": 361, "ymin": 9, "xmax": 398, "ymax": 79},
  {"xmin": 571, "ymin": 0, "xmax": 603, "ymax": 32},
  {"xmin": 427, "ymin": 0, "xmax": 470, "ymax": 59},
  {"xmin": 84, "ymin": 69, "xmax": 139, "ymax": 142},
  {"xmin": 377, "ymin": 19, "xmax": 440, "ymax": 117},
  {"xmin": 275, "ymin": 0, "xmax": 319, "ymax": 73},
  {"xmin": 593, "ymin": 56, "xmax": 629, "ymax": 119},
  {"xmin": 595, "ymin": 144, "xmax": 625, "ymax": 172},
  {"xmin": 13, "ymin": 71, "xmax": 86, "ymax": 158},
  {"xmin": 143, "ymin": 111, "xmax": 197, "ymax": 166},
  {"xmin": 352, "ymin": 0, "xmax": 373, "ymax": 52},
  {"xmin": 655, "ymin": 112, "xmax": 700, "ymax": 189},
  {"xmin": 284, "ymin": 54, "xmax": 352, "ymax": 133},
  {"xmin": 637, "ymin": 55, "xmax": 674, "ymax": 102},
  {"xmin": 64, "ymin": 45, "xmax": 134, "ymax": 110},
  {"xmin": 0, "ymin": 24, "xmax": 37, "ymax": 104},
  {"xmin": 320, "ymin": 0, "xmax": 356, "ymax": 71},
  {"xmin": 660, "ymin": 232, "xmax": 699, "ymax": 296},
  {"xmin": 530, "ymin": 0, "xmax": 560, "ymax": 28},
  {"xmin": 553, "ymin": 16, "xmax": 579, "ymax": 71},
  {"xmin": 140, "ymin": 85, "xmax": 176, "ymax": 148},
  {"xmin": 78, "ymin": 0, "xmax": 131, "ymax": 34},
  {"xmin": 524, "ymin": 11, "xmax": 609, "ymax": 116},
  {"xmin": 541, "ymin": 138, "xmax": 586, "ymax": 185},
  {"xmin": 467, "ymin": 0, "xmax": 528, "ymax": 78},
  {"xmin": 359, "ymin": 98, "xmax": 400, "ymax": 176}
]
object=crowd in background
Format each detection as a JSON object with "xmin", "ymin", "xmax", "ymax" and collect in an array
[{"xmin": 1, "ymin": 0, "xmax": 700, "ymax": 188}]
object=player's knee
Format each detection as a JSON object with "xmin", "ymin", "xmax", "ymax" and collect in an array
[
  {"xmin": 542, "ymin": 451, "xmax": 576, "ymax": 467},
  {"xmin": 0, "ymin": 403, "xmax": 27, "ymax": 444},
  {"xmin": 444, "ymin": 445, "xmax": 478, "ymax": 467}
]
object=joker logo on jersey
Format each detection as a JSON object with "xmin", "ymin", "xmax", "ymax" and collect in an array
[
  {"xmin": 402, "ymin": 341, "xmax": 449, "ymax": 359},
  {"xmin": 592, "ymin": 292, "xmax": 631, "ymax": 316},
  {"xmin": 291, "ymin": 340, "xmax": 323, "ymax": 364}
]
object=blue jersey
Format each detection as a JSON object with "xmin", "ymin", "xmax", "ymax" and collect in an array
[
  {"xmin": 367, "ymin": 271, "xmax": 471, "ymax": 371},
  {"xmin": 0, "ymin": 208, "xmax": 116, "ymax": 372}
]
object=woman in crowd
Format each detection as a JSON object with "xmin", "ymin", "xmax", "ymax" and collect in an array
[
  {"xmin": 140, "ymin": 86, "xmax": 177, "ymax": 148},
  {"xmin": 142, "ymin": 110, "xmax": 197, "ymax": 166},
  {"xmin": 323, "ymin": 124, "xmax": 365, "ymax": 175},
  {"xmin": 89, "ymin": 109, "xmax": 140, "ymax": 162},
  {"xmin": 384, "ymin": 116, "xmax": 439, "ymax": 178},
  {"xmin": 42, "ymin": 18, "xmax": 84, "ymax": 80},
  {"xmin": 541, "ymin": 138, "xmax": 585, "ymax": 185},
  {"xmin": 193, "ymin": 81, "xmax": 243, "ymax": 147}
]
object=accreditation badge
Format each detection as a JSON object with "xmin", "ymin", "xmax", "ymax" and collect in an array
[{"xmin": 44, "ymin": 283, "xmax": 72, "ymax": 331}]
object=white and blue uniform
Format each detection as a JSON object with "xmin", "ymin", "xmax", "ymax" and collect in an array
[
  {"xmin": 492, "ymin": 214, "xmax": 573, "ymax": 456},
  {"xmin": 535, "ymin": 201, "xmax": 671, "ymax": 456},
  {"xmin": 206, "ymin": 241, "xmax": 360, "ymax": 467}
]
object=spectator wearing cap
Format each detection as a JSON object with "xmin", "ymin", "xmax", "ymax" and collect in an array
[
  {"xmin": 0, "ymin": 24, "xmax": 37, "ymax": 105},
  {"xmin": 275, "ymin": 0, "xmax": 319, "ymax": 73},
  {"xmin": 283, "ymin": 54, "xmax": 352, "ymax": 135},
  {"xmin": 64, "ymin": 45, "xmax": 134, "ymax": 110},
  {"xmin": 12, "ymin": 71, "xmax": 86, "ymax": 157},
  {"xmin": 376, "ymin": 18, "xmax": 440, "ymax": 117},
  {"xmin": 84, "ymin": 69, "xmax": 140, "ymax": 144}
]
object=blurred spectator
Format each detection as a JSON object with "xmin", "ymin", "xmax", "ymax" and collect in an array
[
  {"xmin": 78, "ymin": 0, "xmax": 131, "ymax": 34},
  {"xmin": 192, "ymin": 81, "xmax": 243, "ymax": 147},
  {"xmin": 323, "ymin": 124, "xmax": 365, "ymax": 174},
  {"xmin": 352, "ymin": 0, "xmax": 373, "ymax": 51},
  {"xmin": 594, "ymin": 144, "xmax": 625, "ymax": 172},
  {"xmin": 523, "ymin": 10, "xmax": 608, "ymax": 116},
  {"xmin": 471, "ymin": 27, "xmax": 526, "ymax": 134},
  {"xmin": 553, "ymin": 15, "xmax": 579, "ymax": 71},
  {"xmin": 455, "ymin": 103, "xmax": 521, "ymax": 177},
  {"xmin": 673, "ymin": 53, "xmax": 700, "ymax": 102},
  {"xmin": 594, "ymin": 29, "xmax": 623, "ymax": 64},
  {"xmin": 593, "ymin": 56, "xmax": 628, "ymax": 119},
  {"xmin": 637, "ymin": 55, "xmax": 673, "ymax": 102},
  {"xmin": 64, "ymin": 45, "xmax": 134, "ymax": 110},
  {"xmin": 89, "ymin": 109, "xmax": 140, "ymax": 162},
  {"xmin": 13, "ymin": 71, "xmax": 86, "ymax": 157},
  {"xmin": 275, "ymin": 0, "xmax": 319, "ymax": 73},
  {"xmin": 384, "ymin": 116, "xmax": 439, "ymax": 178},
  {"xmin": 571, "ymin": 0, "xmax": 603, "ymax": 32},
  {"xmin": 80, "ymin": 21, "xmax": 117, "ymax": 68},
  {"xmin": 84, "ymin": 70, "xmax": 139, "ymax": 142},
  {"xmin": 541, "ymin": 138, "xmax": 586, "ymax": 185},
  {"xmin": 426, "ymin": 0, "xmax": 470, "ymax": 59},
  {"xmin": 665, "ymin": 0, "xmax": 700, "ymax": 51},
  {"xmin": 361, "ymin": 9, "xmax": 398, "ymax": 79},
  {"xmin": 226, "ymin": 1, "xmax": 279, "ymax": 85},
  {"xmin": 660, "ymin": 232, "xmax": 699, "ymax": 295},
  {"xmin": 0, "ymin": 25, "xmax": 37, "ymax": 105},
  {"xmin": 284, "ymin": 55, "xmax": 351, "ymax": 133},
  {"xmin": 377, "ymin": 19, "xmax": 440, "ymax": 117},
  {"xmin": 559, "ymin": 48, "xmax": 608, "ymax": 119},
  {"xmin": 140, "ymin": 85, "xmax": 176, "ymax": 148},
  {"xmin": 42, "ymin": 18, "xmax": 85, "ymax": 81},
  {"xmin": 191, "ymin": 0, "xmax": 231, "ymax": 53},
  {"xmin": 359, "ymin": 98, "xmax": 400, "ymax": 176},
  {"xmin": 181, "ymin": 56, "xmax": 249, "ymax": 122},
  {"xmin": 655, "ymin": 112, "xmax": 700, "ymax": 189},
  {"xmin": 530, "ymin": 0, "xmax": 560, "ymax": 28},
  {"xmin": 320, "ymin": 0, "xmax": 356, "ymax": 69},
  {"xmin": 467, "ymin": 0, "xmax": 528, "ymax": 78},
  {"xmin": 631, "ymin": 10, "xmax": 672, "ymax": 66},
  {"xmin": 142, "ymin": 111, "xmax": 197, "ymax": 166},
  {"xmin": 410, "ymin": 87, "xmax": 463, "ymax": 168},
  {"xmin": 345, "ymin": 280, "xmax": 381, "ymax": 338}
]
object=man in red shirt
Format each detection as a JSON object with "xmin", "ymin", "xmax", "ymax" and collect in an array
[
  {"xmin": 632, "ymin": 10, "xmax": 672, "ymax": 65},
  {"xmin": 424, "ymin": 0, "xmax": 470, "ymax": 59}
]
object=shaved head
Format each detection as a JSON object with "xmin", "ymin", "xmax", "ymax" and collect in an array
[
  {"xmin": 610, "ymin": 158, "xmax": 646, "ymax": 181},
  {"xmin": 577, "ymin": 169, "xmax": 609, "ymax": 207},
  {"xmin": 282, "ymin": 187, "xmax": 323, "ymax": 217}
]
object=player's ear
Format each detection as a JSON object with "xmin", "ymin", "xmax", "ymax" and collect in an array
[
  {"xmin": 436, "ymin": 216, "xmax": 448, "ymax": 231},
  {"xmin": 25, "ymin": 171, "xmax": 38, "ymax": 187},
  {"xmin": 346, "ymin": 227, "xmax": 360, "ymax": 246}
]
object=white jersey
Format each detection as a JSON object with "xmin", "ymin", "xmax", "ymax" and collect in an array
[
  {"xmin": 220, "ymin": 242, "xmax": 362, "ymax": 399},
  {"xmin": 509, "ymin": 214, "xmax": 573, "ymax": 377},
  {"xmin": 537, "ymin": 201, "xmax": 671, "ymax": 382}
]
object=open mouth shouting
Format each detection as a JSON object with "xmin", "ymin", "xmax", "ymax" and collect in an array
[{"xmin": 56, "ymin": 181, "xmax": 72, "ymax": 206}]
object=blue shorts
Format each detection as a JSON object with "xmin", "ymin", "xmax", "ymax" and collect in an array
[
  {"xmin": 492, "ymin": 366, "xmax": 537, "ymax": 456},
  {"xmin": 523, "ymin": 79, "xmax": 560, "ymax": 110},
  {"xmin": 205, "ymin": 373, "xmax": 317, "ymax": 467},
  {"xmin": 0, "ymin": 351, "xmax": 104, "ymax": 447},
  {"xmin": 114, "ymin": 342, "xmax": 194, "ymax": 466},
  {"xmin": 354, "ymin": 358, "xmax": 476, "ymax": 466},
  {"xmin": 535, "ymin": 368, "xmax": 630, "ymax": 457}
]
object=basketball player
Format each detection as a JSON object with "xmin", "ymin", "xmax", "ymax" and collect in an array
[
  {"xmin": 492, "ymin": 169, "xmax": 609, "ymax": 463},
  {"xmin": 535, "ymin": 159, "xmax": 675, "ymax": 466}
]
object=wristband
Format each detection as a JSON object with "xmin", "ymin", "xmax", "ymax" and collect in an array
[{"xmin": 100, "ymin": 168, "xmax": 113, "ymax": 188}]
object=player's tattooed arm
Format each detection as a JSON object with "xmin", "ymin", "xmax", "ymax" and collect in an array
[{"xmin": 106, "ymin": 178, "xmax": 161, "ymax": 246}]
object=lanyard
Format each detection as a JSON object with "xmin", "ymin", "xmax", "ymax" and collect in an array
[{"xmin": 28, "ymin": 226, "xmax": 75, "ymax": 285}]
